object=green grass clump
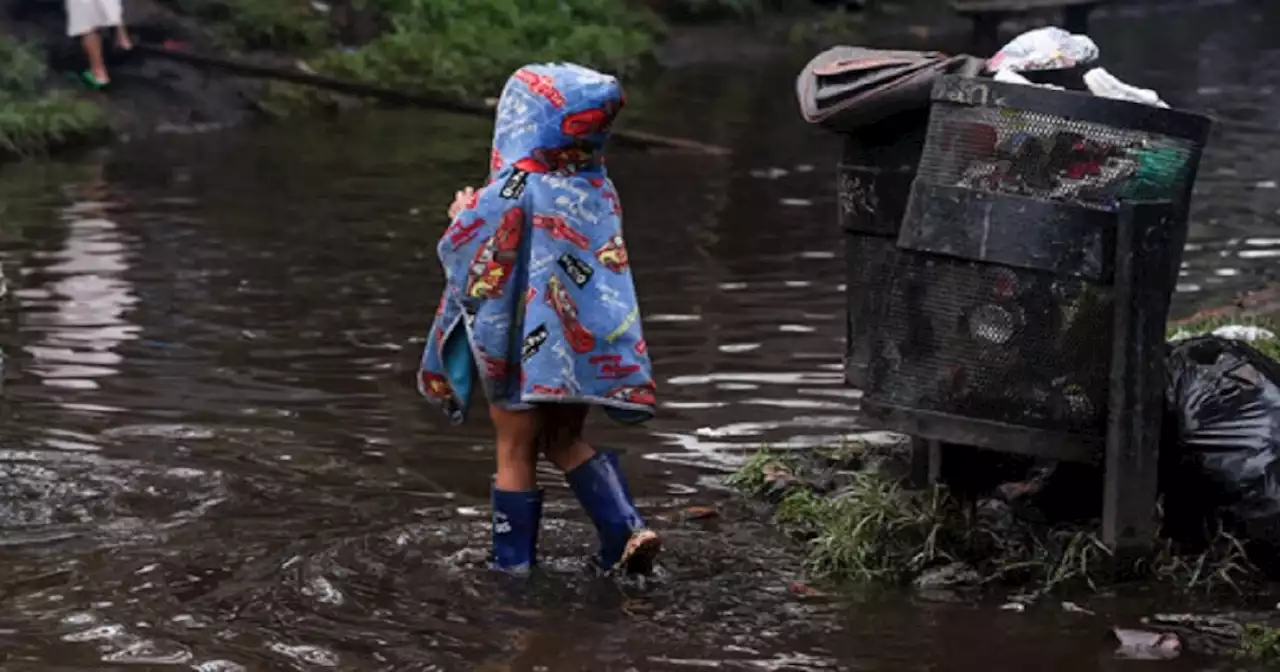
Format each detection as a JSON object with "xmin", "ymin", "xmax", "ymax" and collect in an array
[
  {"xmin": 801, "ymin": 473, "xmax": 957, "ymax": 584},
  {"xmin": 1168, "ymin": 314, "xmax": 1280, "ymax": 362},
  {"xmin": 0, "ymin": 93, "xmax": 109, "ymax": 156},
  {"xmin": 786, "ymin": 8, "xmax": 866, "ymax": 46},
  {"xmin": 165, "ymin": 0, "xmax": 666, "ymax": 116},
  {"xmin": 730, "ymin": 447, "xmax": 1262, "ymax": 595},
  {"xmin": 0, "ymin": 37, "xmax": 109, "ymax": 158},
  {"xmin": 1238, "ymin": 623, "xmax": 1280, "ymax": 663},
  {"xmin": 729, "ymin": 447, "xmax": 973, "ymax": 586},
  {"xmin": 170, "ymin": 0, "xmax": 332, "ymax": 52},
  {"xmin": 1150, "ymin": 526, "xmax": 1256, "ymax": 594},
  {"xmin": 659, "ymin": 0, "xmax": 767, "ymax": 21},
  {"xmin": 0, "ymin": 35, "xmax": 48, "ymax": 96},
  {"xmin": 317, "ymin": 0, "xmax": 665, "ymax": 98}
]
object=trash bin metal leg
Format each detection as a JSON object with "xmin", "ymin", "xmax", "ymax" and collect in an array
[
  {"xmin": 909, "ymin": 436, "xmax": 942, "ymax": 487},
  {"xmin": 1102, "ymin": 202, "xmax": 1177, "ymax": 566}
]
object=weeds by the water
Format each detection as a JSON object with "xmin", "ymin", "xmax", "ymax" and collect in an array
[
  {"xmin": 255, "ymin": 0, "xmax": 664, "ymax": 115},
  {"xmin": 0, "ymin": 37, "xmax": 108, "ymax": 158},
  {"xmin": 731, "ymin": 447, "xmax": 1262, "ymax": 596},
  {"xmin": 662, "ymin": 0, "xmax": 767, "ymax": 21},
  {"xmin": 172, "ymin": 0, "xmax": 332, "ymax": 52},
  {"xmin": 1169, "ymin": 315, "xmax": 1280, "ymax": 362},
  {"xmin": 1150, "ymin": 523, "xmax": 1257, "ymax": 593},
  {"xmin": 786, "ymin": 9, "xmax": 866, "ymax": 46},
  {"xmin": 1238, "ymin": 623, "xmax": 1280, "ymax": 663}
]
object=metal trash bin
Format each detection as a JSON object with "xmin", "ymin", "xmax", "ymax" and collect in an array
[
  {"xmin": 860, "ymin": 75, "xmax": 1212, "ymax": 555},
  {"xmin": 841, "ymin": 111, "xmax": 929, "ymax": 388}
]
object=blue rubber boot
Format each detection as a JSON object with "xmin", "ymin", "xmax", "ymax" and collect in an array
[
  {"xmin": 491, "ymin": 484, "xmax": 543, "ymax": 574},
  {"xmin": 566, "ymin": 451, "xmax": 662, "ymax": 574}
]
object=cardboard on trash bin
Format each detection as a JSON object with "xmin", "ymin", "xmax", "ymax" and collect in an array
[{"xmin": 795, "ymin": 46, "xmax": 984, "ymax": 133}]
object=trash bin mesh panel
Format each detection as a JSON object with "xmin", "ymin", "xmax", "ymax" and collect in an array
[
  {"xmin": 865, "ymin": 253, "xmax": 1114, "ymax": 436},
  {"xmin": 846, "ymin": 235, "xmax": 900, "ymax": 386},
  {"xmin": 915, "ymin": 101, "xmax": 1200, "ymax": 211}
]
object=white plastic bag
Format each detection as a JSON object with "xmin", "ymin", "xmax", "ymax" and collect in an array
[
  {"xmin": 988, "ymin": 26, "xmax": 1099, "ymax": 72},
  {"xmin": 1083, "ymin": 67, "xmax": 1170, "ymax": 108}
]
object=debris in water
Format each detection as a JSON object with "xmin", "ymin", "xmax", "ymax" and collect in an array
[
  {"xmin": 788, "ymin": 581, "xmax": 825, "ymax": 597},
  {"xmin": 1257, "ymin": 180, "xmax": 1278, "ymax": 189},
  {"xmin": 779, "ymin": 198, "xmax": 812, "ymax": 207},
  {"xmin": 1001, "ymin": 602, "xmax": 1027, "ymax": 613},
  {"xmin": 683, "ymin": 506, "xmax": 719, "ymax": 521},
  {"xmin": 1212, "ymin": 324, "xmax": 1277, "ymax": 342},
  {"xmin": 750, "ymin": 167, "xmax": 789, "ymax": 180},
  {"xmin": 913, "ymin": 562, "xmax": 981, "ymax": 590},
  {"xmin": 1112, "ymin": 627, "xmax": 1182, "ymax": 660},
  {"xmin": 1062, "ymin": 601, "xmax": 1095, "ymax": 616}
]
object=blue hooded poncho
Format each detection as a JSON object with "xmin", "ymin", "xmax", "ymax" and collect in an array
[{"xmin": 418, "ymin": 63, "xmax": 656, "ymax": 425}]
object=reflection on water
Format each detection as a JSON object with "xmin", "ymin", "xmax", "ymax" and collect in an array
[
  {"xmin": 0, "ymin": 2, "xmax": 1275, "ymax": 669},
  {"xmin": 21, "ymin": 180, "xmax": 139, "ymax": 393}
]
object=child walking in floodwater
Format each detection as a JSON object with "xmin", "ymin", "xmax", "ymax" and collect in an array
[{"xmin": 419, "ymin": 63, "xmax": 661, "ymax": 575}]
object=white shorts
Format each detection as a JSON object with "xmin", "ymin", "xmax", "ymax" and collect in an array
[{"xmin": 66, "ymin": 0, "xmax": 123, "ymax": 37}]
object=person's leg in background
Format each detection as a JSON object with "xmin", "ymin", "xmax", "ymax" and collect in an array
[
  {"xmin": 78, "ymin": 30, "xmax": 108, "ymax": 85},
  {"xmin": 541, "ymin": 404, "xmax": 661, "ymax": 574},
  {"xmin": 114, "ymin": 24, "xmax": 133, "ymax": 50},
  {"xmin": 104, "ymin": 0, "xmax": 132, "ymax": 50},
  {"xmin": 66, "ymin": 0, "xmax": 110, "ymax": 86},
  {"xmin": 490, "ymin": 405, "xmax": 543, "ymax": 574}
]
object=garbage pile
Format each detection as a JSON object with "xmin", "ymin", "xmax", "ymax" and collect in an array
[
  {"xmin": 794, "ymin": 28, "xmax": 1195, "ymax": 213},
  {"xmin": 1162, "ymin": 327, "xmax": 1280, "ymax": 572},
  {"xmin": 986, "ymin": 26, "xmax": 1167, "ymax": 107},
  {"xmin": 956, "ymin": 27, "xmax": 1192, "ymax": 210}
]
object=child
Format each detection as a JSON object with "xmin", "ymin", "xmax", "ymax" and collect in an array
[
  {"xmin": 66, "ymin": 0, "xmax": 133, "ymax": 88},
  {"xmin": 419, "ymin": 63, "xmax": 660, "ymax": 575}
]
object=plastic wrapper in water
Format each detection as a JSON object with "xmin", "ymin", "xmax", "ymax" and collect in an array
[
  {"xmin": 987, "ymin": 27, "xmax": 1099, "ymax": 73},
  {"xmin": 1162, "ymin": 336, "xmax": 1280, "ymax": 563}
]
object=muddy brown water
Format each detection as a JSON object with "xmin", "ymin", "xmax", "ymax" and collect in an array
[{"xmin": 0, "ymin": 2, "xmax": 1278, "ymax": 670}]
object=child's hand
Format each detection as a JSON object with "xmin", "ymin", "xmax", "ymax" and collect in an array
[{"xmin": 448, "ymin": 187, "xmax": 476, "ymax": 220}]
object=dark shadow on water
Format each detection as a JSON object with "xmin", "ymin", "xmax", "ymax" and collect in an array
[{"xmin": 0, "ymin": 2, "xmax": 1275, "ymax": 668}]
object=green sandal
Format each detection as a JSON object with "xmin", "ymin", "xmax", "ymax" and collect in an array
[{"xmin": 79, "ymin": 70, "xmax": 109, "ymax": 90}]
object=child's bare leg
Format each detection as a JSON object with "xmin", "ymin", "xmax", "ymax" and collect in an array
[
  {"xmin": 490, "ymin": 404, "xmax": 542, "ymax": 573},
  {"xmin": 543, "ymin": 404, "xmax": 661, "ymax": 574},
  {"xmin": 539, "ymin": 404, "xmax": 594, "ymax": 473},
  {"xmin": 491, "ymin": 405, "xmax": 537, "ymax": 491}
]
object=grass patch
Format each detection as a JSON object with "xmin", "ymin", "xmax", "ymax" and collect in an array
[
  {"xmin": 785, "ymin": 8, "xmax": 866, "ymax": 46},
  {"xmin": 254, "ymin": 0, "xmax": 666, "ymax": 115},
  {"xmin": 0, "ymin": 37, "xmax": 108, "ymax": 158},
  {"xmin": 169, "ymin": 0, "xmax": 332, "ymax": 52},
  {"xmin": 1238, "ymin": 623, "xmax": 1280, "ymax": 664},
  {"xmin": 324, "ymin": 0, "xmax": 664, "ymax": 96},
  {"xmin": 658, "ymin": 0, "xmax": 767, "ymax": 21},
  {"xmin": 1169, "ymin": 314, "xmax": 1280, "ymax": 362},
  {"xmin": 731, "ymin": 446, "xmax": 1261, "ymax": 596}
]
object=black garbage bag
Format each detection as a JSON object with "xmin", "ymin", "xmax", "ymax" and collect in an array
[{"xmin": 1161, "ymin": 335, "xmax": 1280, "ymax": 565}]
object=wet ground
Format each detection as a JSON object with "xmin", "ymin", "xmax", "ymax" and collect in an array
[{"xmin": 0, "ymin": 0, "xmax": 1278, "ymax": 669}]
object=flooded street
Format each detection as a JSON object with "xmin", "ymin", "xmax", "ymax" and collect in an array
[{"xmin": 0, "ymin": 1, "xmax": 1278, "ymax": 669}]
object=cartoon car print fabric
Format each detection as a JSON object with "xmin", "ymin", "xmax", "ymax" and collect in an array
[{"xmin": 419, "ymin": 63, "xmax": 656, "ymax": 425}]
